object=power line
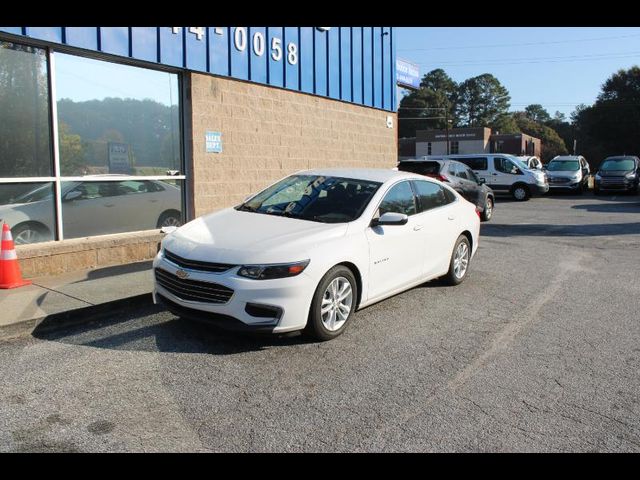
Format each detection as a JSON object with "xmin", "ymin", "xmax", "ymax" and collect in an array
[{"xmin": 397, "ymin": 32, "xmax": 640, "ymax": 52}]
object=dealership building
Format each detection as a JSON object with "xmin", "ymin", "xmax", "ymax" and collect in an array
[{"xmin": 0, "ymin": 27, "xmax": 398, "ymax": 277}]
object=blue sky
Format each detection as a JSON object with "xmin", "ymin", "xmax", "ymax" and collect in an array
[{"xmin": 396, "ymin": 27, "xmax": 640, "ymax": 118}]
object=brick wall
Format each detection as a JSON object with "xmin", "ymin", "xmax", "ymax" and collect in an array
[{"xmin": 190, "ymin": 73, "xmax": 398, "ymax": 217}]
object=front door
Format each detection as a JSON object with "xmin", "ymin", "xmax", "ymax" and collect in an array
[{"xmin": 365, "ymin": 181, "xmax": 425, "ymax": 301}]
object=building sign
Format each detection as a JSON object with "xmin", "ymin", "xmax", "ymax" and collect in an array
[
  {"xmin": 396, "ymin": 58, "xmax": 420, "ymax": 89},
  {"xmin": 205, "ymin": 131, "xmax": 222, "ymax": 153},
  {"xmin": 108, "ymin": 142, "xmax": 132, "ymax": 174},
  {"xmin": 418, "ymin": 127, "xmax": 489, "ymax": 143}
]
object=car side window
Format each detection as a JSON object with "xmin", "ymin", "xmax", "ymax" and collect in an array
[
  {"xmin": 495, "ymin": 157, "xmax": 518, "ymax": 174},
  {"xmin": 378, "ymin": 181, "xmax": 416, "ymax": 217},
  {"xmin": 460, "ymin": 157, "xmax": 488, "ymax": 171},
  {"xmin": 413, "ymin": 180, "xmax": 454, "ymax": 213},
  {"xmin": 455, "ymin": 164, "xmax": 468, "ymax": 180},
  {"xmin": 466, "ymin": 167, "xmax": 480, "ymax": 183}
]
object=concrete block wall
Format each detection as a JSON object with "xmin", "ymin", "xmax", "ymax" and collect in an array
[{"xmin": 190, "ymin": 73, "xmax": 398, "ymax": 217}]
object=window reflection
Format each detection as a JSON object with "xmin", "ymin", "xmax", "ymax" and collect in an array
[
  {"xmin": 61, "ymin": 180, "xmax": 182, "ymax": 239},
  {"xmin": 0, "ymin": 183, "xmax": 56, "ymax": 244},
  {"xmin": 55, "ymin": 53, "xmax": 181, "ymax": 177}
]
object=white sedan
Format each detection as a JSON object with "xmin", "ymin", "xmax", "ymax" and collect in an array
[{"xmin": 153, "ymin": 168, "xmax": 480, "ymax": 341}]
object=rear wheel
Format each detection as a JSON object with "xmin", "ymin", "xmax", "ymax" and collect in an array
[
  {"xmin": 12, "ymin": 222, "xmax": 51, "ymax": 245},
  {"xmin": 481, "ymin": 196, "xmax": 493, "ymax": 222},
  {"xmin": 304, "ymin": 266, "xmax": 357, "ymax": 341},
  {"xmin": 443, "ymin": 235, "xmax": 471, "ymax": 286},
  {"xmin": 157, "ymin": 210, "xmax": 182, "ymax": 229},
  {"xmin": 512, "ymin": 184, "xmax": 530, "ymax": 201}
]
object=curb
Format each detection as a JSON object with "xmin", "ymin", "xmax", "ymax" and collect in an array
[{"xmin": 0, "ymin": 293, "xmax": 154, "ymax": 341}]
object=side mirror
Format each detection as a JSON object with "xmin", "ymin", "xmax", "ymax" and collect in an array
[
  {"xmin": 478, "ymin": 178, "xmax": 486, "ymax": 185},
  {"xmin": 371, "ymin": 212, "xmax": 409, "ymax": 227},
  {"xmin": 63, "ymin": 190, "xmax": 83, "ymax": 202}
]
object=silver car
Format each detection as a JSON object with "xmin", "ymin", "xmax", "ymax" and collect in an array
[
  {"xmin": 0, "ymin": 177, "xmax": 182, "ymax": 244},
  {"xmin": 544, "ymin": 155, "xmax": 590, "ymax": 194}
]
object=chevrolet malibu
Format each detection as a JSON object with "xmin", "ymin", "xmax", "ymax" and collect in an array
[{"xmin": 153, "ymin": 169, "xmax": 480, "ymax": 341}]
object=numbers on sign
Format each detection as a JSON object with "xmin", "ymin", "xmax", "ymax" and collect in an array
[
  {"xmin": 287, "ymin": 42, "xmax": 298, "ymax": 65},
  {"xmin": 234, "ymin": 27, "xmax": 247, "ymax": 51},
  {"xmin": 253, "ymin": 31, "xmax": 265, "ymax": 56},
  {"xmin": 271, "ymin": 37, "xmax": 282, "ymax": 61},
  {"xmin": 189, "ymin": 27, "xmax": 204, "ymax": 41}
]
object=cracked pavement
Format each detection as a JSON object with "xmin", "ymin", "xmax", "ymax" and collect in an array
[{"xmin": 1, "ymin": 192, "xmax": 639, "ymax": 452}]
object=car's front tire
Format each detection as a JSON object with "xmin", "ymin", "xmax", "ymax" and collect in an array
[
  {"xmin": 304, "ymin": 265, "xmax": 358, "ymax": 341},
  {"xmin": 443, "ymin": 235, "xmax": 471, "ymax": 286},
  {"xmin": 511, "ymin": 184, "xmax": 530, "ymax": 201}
]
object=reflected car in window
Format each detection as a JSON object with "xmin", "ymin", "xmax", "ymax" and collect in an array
[
  {"xmin": 0, "ymin": 177, "xmax": 182, "ymax": 244},
  {"xmin": 153, "ymin": 169, "xmax": 480, "ymax": 341}
]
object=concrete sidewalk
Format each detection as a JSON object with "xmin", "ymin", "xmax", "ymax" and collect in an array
[{"xmin": 0, "ymin": 261, "xmax": 155, "ymax": 340}]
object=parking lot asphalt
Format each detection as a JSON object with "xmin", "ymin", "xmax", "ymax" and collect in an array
[{"xmin": 1, "ymin": 192, "xmax": 639, "ymax": 452}]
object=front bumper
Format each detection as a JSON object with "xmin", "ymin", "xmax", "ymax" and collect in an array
[
  {"xmin": 595, "ymin": 180, "xmax": 637, "ymax": 191},
  {"xmin": 533, "ymin": 184, "xmax": 549, "ymax": 195},
  {"xmin": 152, "ymin": 250, "xmax": 315, "ymax": 333},
  {"xmin": 548, "ymin": 181, "xmax": 581, "ymax": 190}
]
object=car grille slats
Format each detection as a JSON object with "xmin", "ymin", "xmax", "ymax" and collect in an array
[
  {"xmin": 549, "ymin": 176, "xmax": 571, "ymax": 184},
  {"xmin": 155, "ymin": 268, "xmax": 234, "ymax": 304},
  {"xmin": 164, "ymin": 249, "xmax": 236, "ymax": 273}
]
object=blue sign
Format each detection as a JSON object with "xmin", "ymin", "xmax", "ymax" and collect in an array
[
  {"xmin": 205, "ymin": 131, "xmax": 222, "ymax": 153},
  {"xmin": 396, "ymin": 58, "xmax": 420, "ymax": 89},
  {"xmin": 0, "ymin": 26, "xmax": 397, "ymax": 112}
]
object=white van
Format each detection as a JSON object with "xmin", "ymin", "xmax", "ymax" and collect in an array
[{"xmin": 424, "ymin": 154, "xmax": 549, "ymax": 201}]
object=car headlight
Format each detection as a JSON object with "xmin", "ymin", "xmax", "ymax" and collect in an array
[
  {"xmin": 595, "ymin": 173, "xmax": 602, "ymax": 180},
  {"xmin": 237, "ymin": 260, "xmax": 310, "ymax": 280},
  {"xmin": 625, "ymin": 172, "xmax": 636, "ymax": 179}
]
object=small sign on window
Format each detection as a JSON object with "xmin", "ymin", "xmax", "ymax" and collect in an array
[{"xmin": 205, "ymin": 131, "xmax": 222, "ymax": 153}]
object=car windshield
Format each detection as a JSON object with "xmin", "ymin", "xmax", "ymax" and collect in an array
[
  {"xmin": 600, "ymin": 158, "xmax": 636, "ymax": 171},
  {"xmin": 10, "ymin": 184, "xmax": 53, "ymax": 204},
  {"xmin": 236, "ymin": 175, "xmax": 382, "ymax": 223},
  {"xmin": 547, "ymin": 160, "xmax": 580, "ymax": 171}
]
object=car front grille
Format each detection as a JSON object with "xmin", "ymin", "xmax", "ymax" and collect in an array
[
  {"xmin": 154, "ymin": 268, "xmax": 234, "ymax": 304},
  {"xmin": 600, "ymin": 177, "xmax": 628, "ymax": 186},
  {"xmin": 164, "ymin": 249, "xmax": 236, "ymax": 273},
  {"xmin": 548, "ymin": 176, "xmax": 571, "ymax": 184}
]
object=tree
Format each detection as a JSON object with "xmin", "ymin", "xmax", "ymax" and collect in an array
[
  {"xmin": 524, "ymin": 104, "xmax": 551, "ymax": 123},
  {"xmin": 490, "ymin": 113, "xmax": 520, "ymax": 134},
  {"xmin": 512, "ymin": 112, "xmax": 568, "ymax": 162},
  {"xmin": 58, "ymin": 122, "xmax": 86, "ymax": 175},
  {"xmin": 398, "ymin": 69, "xmax": 458, "ymax": 138},
  {"xmin": 456, "ymin": 74, "xmax": 511, "ymax": 127}
]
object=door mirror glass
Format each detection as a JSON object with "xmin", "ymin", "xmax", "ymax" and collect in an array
[{"xmin": 371, "ymin": 212, "xmax": 409, "ymax": 227}]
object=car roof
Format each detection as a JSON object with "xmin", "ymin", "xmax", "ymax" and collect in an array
[
  {"xmin": 298, "ymin": 168, "xmax": 422, "ymax": 183},
  {"xmin": 552, "ymin": 156, "xmax": 582, "ymax": 161}
]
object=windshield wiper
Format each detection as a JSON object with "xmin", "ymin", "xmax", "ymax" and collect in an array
[{"xmin": 236, "ymin": 204, "xmax": 258, "ymax": 212}]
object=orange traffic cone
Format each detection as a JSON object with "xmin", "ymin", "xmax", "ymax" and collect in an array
[{"xmin": 0, "ymin": 223, "xmax": 32, "ymax": 289}]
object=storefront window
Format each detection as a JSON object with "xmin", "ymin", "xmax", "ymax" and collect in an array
[
  {"xmin": 0, "ymin": 183, "xmax": 56, "ymax": 244},
  {"xmin": 55, "ymin": 53, "xmax": 181, "ymax": 177},
  {"xmin": 0, "ymin": 42, "xmax": 53, "ymax": 177},
  {"xmin": 60, "ymin": 179, "xmax": 182, "ymax": 239}
]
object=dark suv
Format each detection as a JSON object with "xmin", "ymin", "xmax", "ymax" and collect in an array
[
  {"xmin": 397, "ymin": 158, "xmax": 495, "ymax": 221},
  {"xmin": 594, "ymin": 156, "xmax": 640, "ymax": 195}
]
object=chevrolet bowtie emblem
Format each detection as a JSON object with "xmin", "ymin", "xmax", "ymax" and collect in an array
[{"xmin": 176, "ymin": 269, "xmax": 189, "ymax": 279}]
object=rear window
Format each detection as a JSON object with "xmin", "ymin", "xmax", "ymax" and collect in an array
[
  {"xmin": 457, "ymin": 157, "xmax": 488, "ymax": 171},
  {"xmin": 397, "ymin": 161, "xmax": 441, "ymax": 176}
]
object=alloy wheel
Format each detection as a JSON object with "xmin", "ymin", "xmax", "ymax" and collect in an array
[
  {"xmin": 453, "ymin": 242, "xmax": 469, "ymax": 279},
  {"xmin": 320, "ymin": 276, "xmax": 353, "ymax": 332}
]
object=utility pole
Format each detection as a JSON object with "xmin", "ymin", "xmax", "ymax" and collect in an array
[{"xmin": 445, "ymin": 109, "xmax": 450, "ymax": 155}]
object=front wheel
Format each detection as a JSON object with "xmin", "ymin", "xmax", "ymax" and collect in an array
[
  {"xmin": 157, "ymin": 210, "xmax": 182, "ymax": 229},
  {"xmin": 443, "ymin": 235, "xmax": 471, "ymax": 286},
  {"xmin": 305, "ymin": 266, "xmax": 358, "ymax": 341},
  {"xmin": 512, "ymin": 184, "xmax": 530, "ymax": 201},
  {"xmin": 481, "ymin": 196, "xmax": 493, "ymax": 222}
]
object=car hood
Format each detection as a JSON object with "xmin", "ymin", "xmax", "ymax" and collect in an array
[
  {"xmin": 163, "ymin": 207, "xmax": 349, "ymax": 265},
  {"xmin": 546, "ymin": 170, "xmax": 580, "ymax": 177},
  {"xmin": 598, "ymin": 170, "xmax": 633, "ymax": 177}
]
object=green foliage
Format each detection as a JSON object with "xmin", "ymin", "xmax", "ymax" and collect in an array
[
  {"xmin": 524, "ymin": 104, "xmax": 551, "ymax": 123},
  {"xmin": 490, "ymin": 114, "xmax": 520, "ymax": 134},
  {"xmin": 58, "ymin": 122, "xmax": 86, "ymax": 175},
  {"xmin": 455, "ymin": 74, "xmax": 511, "ymax": 127},
  {"xmin": 512, "ymin": 112, "xmax": 568, "ymax": 162}
]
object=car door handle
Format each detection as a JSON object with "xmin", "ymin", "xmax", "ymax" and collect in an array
[
  {"xmin": 104, "ymin": 203, "xmax": 115, "ymax": 207},
  {"xmin": 413, "ymin": 224, "xmax": 423, "ymax": 231},
  {"xmin": 448, "ymin": 215, "xmax": 455, "ymax": 221},
  {"xmin": 491, "ymin": 173, "xmax": 499, "ymax": 176}
]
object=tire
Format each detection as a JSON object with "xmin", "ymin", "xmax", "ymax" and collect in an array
[
  {"xmin": 443, "ymin": 235, "xmax": 471, "ymax": 286},
  {"xmin": 511, "ymin": 184, "xmax": 530, "ymax": 201},
  {"xmin": 11, "ymin": 222, "xmax": 51, "ymax": 245},
  {"xmin": 304, "ymin": 265, "xmax": 358, "ymax": 341},
  {"xmin": 157, "ymin": 210, "xmax": 182, "ymax": 229},
  {"xmin": 480, "ymin": 196, "xmax": 494, "ymax": 222}
]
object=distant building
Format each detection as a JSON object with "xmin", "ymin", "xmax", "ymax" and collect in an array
[
  {"xmin": 413, "ymin": 127, "xmax": 541, "ymax": 158},
  {"xmin": 398, "ymin": 137, "xmax": 417, "ymax": 160}
]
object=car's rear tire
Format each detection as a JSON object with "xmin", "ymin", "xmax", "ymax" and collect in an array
[
  {"xmin": 511, "ymin": 184, "xmax": 530, "ymax": 201},
  {"xmin": 443, "ymin": 235, "xmax": 471, "ymax": 286},
  {"xmin": 481, "ymin": 196, "xmax": 493, "ymax": 222},
  {"xmin": 157, "ymin": 210, "xmax": 182, "ymax": 229},
  {"xmin": 304, "ymin": 265, "xmax": 358, "ymax": 341}
]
